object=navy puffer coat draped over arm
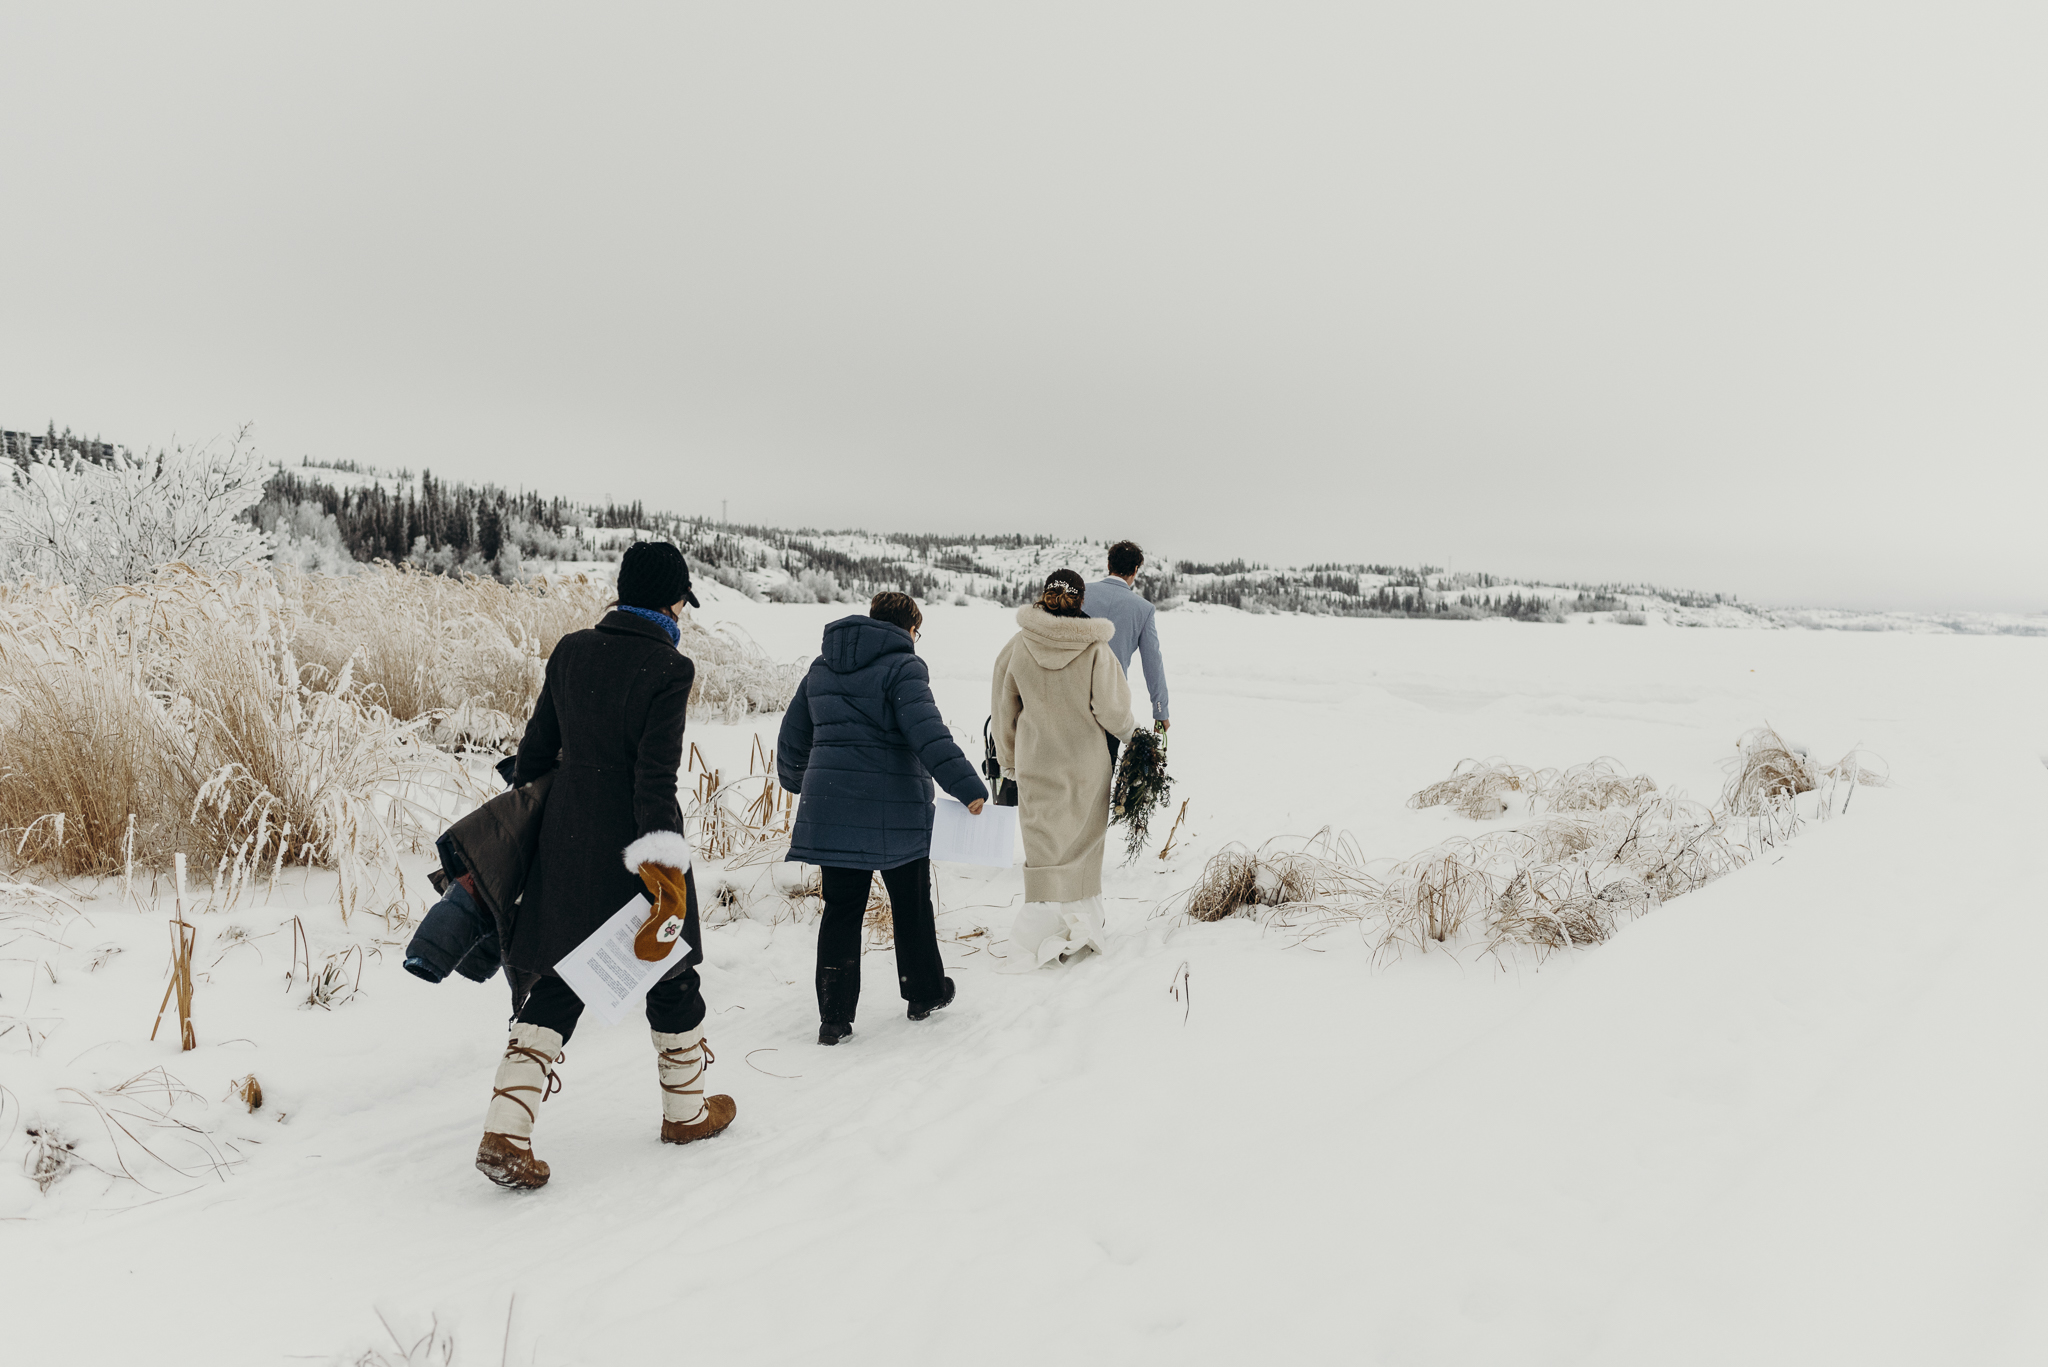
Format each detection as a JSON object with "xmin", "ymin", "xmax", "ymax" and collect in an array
[{"xmin": 777, "ymin": 615, "xmax": 988, "ymax": 870}]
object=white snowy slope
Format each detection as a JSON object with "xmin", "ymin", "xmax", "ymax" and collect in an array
[{"xmin": 5, "ymin": 601, "xmax": 2046, "ymax": 1365}]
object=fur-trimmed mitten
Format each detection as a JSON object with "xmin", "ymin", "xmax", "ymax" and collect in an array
[{"xmin": 623, "ymin": 831, "xmax": 693, "ymax": 962}]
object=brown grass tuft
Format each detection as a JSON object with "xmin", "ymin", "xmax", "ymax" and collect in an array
[
  {"xmin": 1407, "ymin": 758, "xmax": 1544, "ymax": 820},
  {"xmin": 1408, "ymin": 756, "xmax": 1658, "ymax": 820}
]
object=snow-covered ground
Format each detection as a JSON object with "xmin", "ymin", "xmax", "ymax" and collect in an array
[{"xmin": 6, "ymin": 599, "xmax": 2046, "ymax": 1364}]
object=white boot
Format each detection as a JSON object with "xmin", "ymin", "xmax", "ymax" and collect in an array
[
  {"xmin": 1007, "ymin": 897, "xmax": 1109, "ymax": 969},
  {"xmin": 653, "ymin": 1028, "xmax": 737, "ymax": 1145},
  {"xmin": 476, "ymin": 1022, "xmax": 563, "ymax": 1190},
  {"xmin": 1055, "ymin": 897, "xmax": 1110, "ymax": 963},
  {"xmin": 1004, "ymin": 902, "xmax": 1066, "ymax": 970}
]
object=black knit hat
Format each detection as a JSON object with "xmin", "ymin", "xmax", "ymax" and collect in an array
[{"xmin": 617, "ymin": 541, "xmax": 698, "ymax": 611}]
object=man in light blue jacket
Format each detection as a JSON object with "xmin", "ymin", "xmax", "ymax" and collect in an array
[{"xmin": 1085, "ymin": 540, "xmax": 1170, "ymax": 768}]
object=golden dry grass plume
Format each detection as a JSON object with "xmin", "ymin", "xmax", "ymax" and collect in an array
[{"xmin": 0, "ymin": 562, "xmax": 804, "ymax": 903}]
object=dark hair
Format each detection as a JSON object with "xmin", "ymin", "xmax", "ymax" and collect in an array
[
  {"xmin": 1039, "ymin": 569, "xmax": 1087, "ymax": 618},
  {"xmin": 1107, "ymin": 540, "xmax": 1144, "ymax": 578},
  {"xmin": 869, "ymin": 591, "xmax": 923, "ymax": 635}
]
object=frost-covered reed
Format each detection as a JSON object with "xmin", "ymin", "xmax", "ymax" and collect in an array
[
  {"xmin": 0, "ymin": 563, "xmax": 802, "ymax": 903},
  {"xmin": 287, "ymin": 564, "xmax": 804, "ymax": 742},
  {"xmin": 1178, "ymin": 735, "xmax": 1883, "ymax": 959},
  {"xmin": 1407, "ymin": 756, "xmax": 1659, "ymax": 820}
]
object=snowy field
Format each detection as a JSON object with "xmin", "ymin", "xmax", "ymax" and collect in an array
[{"xmin": 7, "ymin": 597, "xmax": 2047, "ymax": 1365}]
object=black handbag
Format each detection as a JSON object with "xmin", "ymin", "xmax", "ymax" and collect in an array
[{"xmin": 982, "ymin": 717, "xmax": 1019, "ymax": 807}]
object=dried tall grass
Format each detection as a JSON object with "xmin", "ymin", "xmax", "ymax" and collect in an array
[
  {"xmin": 288, "ymin": 565, "xmax": 804, "ymax": 740},
  {"xmin": 687, "ymin": 738, "xmax": 796, "ymax": 864},
  {"xmin": 1185, "ymin": 733, "xmax": 1873, "ymax": 960},
  {"xmin": 0, "ymin": 562, "xmax": 807, "ymax": 897},
  {"xmin": 1407, "ymin": 758, "xmax": 1544, "ymax": 819},
  {"xmin": 1543, "ymin": 758, "xmax": 1660, "ymax": 812},
  {"xmin": 0, "ymin": 581, "xmax": 187, "ymax": 874},
  {"xmin": 1720, "ymin": 724, "xmax": 1888, "ymax": 815},
  {"xmin": 288, "ymin": 567, "xmax": 607, "ymax": 740},
  {"xmin": 0, "ymin": 567, "xmax": 473, "ymax": 913},
  {"xmin": 1182, "ymin": 844, "xmax": 1323, "ymax": 922},
  {"xmin": 1407, "ymin": 756, "xmax": 1658, "ymax": 819}
]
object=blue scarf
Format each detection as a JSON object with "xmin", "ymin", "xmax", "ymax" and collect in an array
[{"xmin": 619, "ymin": 604, "xmax": 681, "ymax": 646}]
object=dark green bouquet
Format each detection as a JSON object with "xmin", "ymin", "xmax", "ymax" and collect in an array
[{"xmin": 1111, "ymin": 729, "xmax": 1175, "ymax": 863}]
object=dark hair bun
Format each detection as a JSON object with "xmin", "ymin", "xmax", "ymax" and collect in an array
[{"xmin": 1040, "ymin": 569, "xmax": 1087, "ymax": 617}]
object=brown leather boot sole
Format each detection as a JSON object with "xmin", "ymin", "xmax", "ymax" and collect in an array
[
  {"xmin": 660, "ymin": 1094, "xmax": 737, "ymax": 1145},
  {"xmin": 476, "ymin": 1132, "xmax": 551, "ymax": 1189}
]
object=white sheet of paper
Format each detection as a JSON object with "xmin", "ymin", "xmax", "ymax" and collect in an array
[
  {"xmin": 929, "ymin": 797, "xmax": 1017, "ymax": 867},
  {"xmin": 552, "ymin": 893, "xmax": 684, "ymax": 1027}
]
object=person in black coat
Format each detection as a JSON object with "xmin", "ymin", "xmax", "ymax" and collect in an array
[
  {"xmin": 473, "ymin": 541, "xmax": 736, "ymax": 1191},
  {"xmin": 778, "ymin": 592, "xmax": 989, "ymax": 1045}
]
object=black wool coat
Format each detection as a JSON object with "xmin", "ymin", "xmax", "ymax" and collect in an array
[{"xmin": 507, "ymin": 610, "xmax": 701, "ymax": 979}]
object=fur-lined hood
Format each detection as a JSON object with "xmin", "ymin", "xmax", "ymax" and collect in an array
[{"xmin": 1012, "ymin": 604, "xmax": 1114, "ymax": 671}]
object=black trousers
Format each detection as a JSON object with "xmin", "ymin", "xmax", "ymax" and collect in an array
[
  {"xmin": 515, "ymin": 966, "xmax": 706, "ymax": 1044},
  {"xmin": 1106, "ymin": 732, "xmax": 1120, "ymax": 770},
  {"xmin": 816, "ymin": 858, "xmax": 942, "ymax": 1024}
]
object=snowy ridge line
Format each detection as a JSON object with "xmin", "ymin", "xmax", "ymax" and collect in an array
[{"xmin": 248, "ymin": 460, "xmax": 2042, "ymax": 634}]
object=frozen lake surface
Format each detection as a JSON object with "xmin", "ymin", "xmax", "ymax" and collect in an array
[{"xmin": 7, "ymin": 598, "xmax": 2046, "ymax": 1365}]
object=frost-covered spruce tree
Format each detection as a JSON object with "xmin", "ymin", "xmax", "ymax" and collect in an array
[{"xmin": 0, "ymin": 425, "xmax": 274, "ymax": 594}]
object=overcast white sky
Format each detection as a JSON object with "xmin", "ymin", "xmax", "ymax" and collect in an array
[{"xmin": 2, "ymin": 3, "xmax": 2042, "ymax": 611}]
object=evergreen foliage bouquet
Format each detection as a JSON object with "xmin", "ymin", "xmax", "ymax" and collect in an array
[{"xmin": 1111, "ymin": 729, "xmax": 1175, "ymax": 863}]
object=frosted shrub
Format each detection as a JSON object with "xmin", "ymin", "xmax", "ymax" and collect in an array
[
  {"xmin": 500, "ymin": 512, "xmax": 588, "ymax": 563},
  {"xmin": 258, "ymin": 498, "xmax": 355, "ymax": 575},
  {"xmin": 707, "ymin": 564, "xmax": 757, "ymax": 599},
  {"xmin": 0, "ymin": 427, "xmax": 273, "ymax": 595}
]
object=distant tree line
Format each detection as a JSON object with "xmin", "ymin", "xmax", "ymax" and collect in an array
[
  {"xmin": 233, "ymin": 462, "xmax": 1737, "ymax": 623},
  {"xmin": 255, "ymin": 469, "xmax": 590, "ymax": 569},
  {"xmin": 4, "ymin": 424, "xmax": 127, "ymax": 468}
]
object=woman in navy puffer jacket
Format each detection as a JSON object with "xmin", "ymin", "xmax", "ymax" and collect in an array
[{"xmin": 778, "ymin": 592, "xmax": 988, "ymax": 1045}]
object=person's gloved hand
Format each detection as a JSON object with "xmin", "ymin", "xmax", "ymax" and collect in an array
[{"xmin": 633, "ymin": 862, "xmax": 691, "ymax": 961}]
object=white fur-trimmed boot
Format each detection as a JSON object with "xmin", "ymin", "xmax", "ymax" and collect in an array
[
  {"xmin": 653, "ymin": 1028, "xmax": 737, "ymax": 1145},
  {"xmin": 476, "ymin": 1023, "xmax": 564, "ymax": 1190}
]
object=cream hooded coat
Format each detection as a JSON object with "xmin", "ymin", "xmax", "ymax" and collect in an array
[{"xmin": 991, "ymin": 605, "xmax": 1138, "ymax": 903}]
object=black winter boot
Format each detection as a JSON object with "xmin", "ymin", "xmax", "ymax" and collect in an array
[
  {"xmin": 907, "ymin": 976, "xmax": 956, "ymax": 1022},
  {"xmin": 818, "ymin": 1021, "xmax": 853, "ymax": 1046},
  {"xmin": 816, "ymin": 963, "xmax": 859, "ymax": 1031}
]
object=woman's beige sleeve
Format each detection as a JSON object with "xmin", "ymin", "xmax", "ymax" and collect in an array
[
  {"xmin": 1090, "ymin": 642, "xmax": 1137, "ymax": 742},
  {"xmin": 991, "ymin": 638, "xmax": 1023, "ymax": 770}
]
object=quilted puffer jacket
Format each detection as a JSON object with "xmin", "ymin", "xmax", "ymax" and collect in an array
[{"xmin": 777, "ymin": 614, "xmax": 988, "ymax": 870}]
